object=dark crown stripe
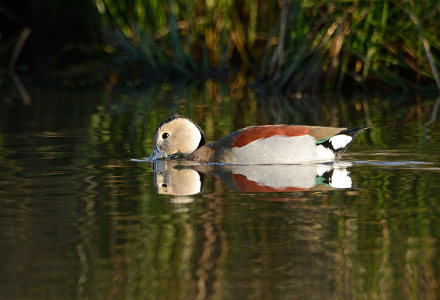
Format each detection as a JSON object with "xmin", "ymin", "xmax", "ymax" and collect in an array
[
  {"xmin": 154, "ymin": 115, "xmax": 185, "ymax": 134},
  {"xmin": 338, "ymin": 125, "xmax": 371, "ymax": 138}
]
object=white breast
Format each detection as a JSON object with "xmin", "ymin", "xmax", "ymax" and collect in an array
[{"xmin": 228, "ymin": 135, "xmax": 335, "ymax": 164}]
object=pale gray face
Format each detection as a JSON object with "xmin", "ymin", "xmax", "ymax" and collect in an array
[{"xmin": 149, "ymin": 117, "xmax": 204, "ymax": 160}]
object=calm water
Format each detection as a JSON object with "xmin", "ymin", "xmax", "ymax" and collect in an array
[{"xmin": 1, "ymin": 83, "xmax": 440, "ymax": 299}]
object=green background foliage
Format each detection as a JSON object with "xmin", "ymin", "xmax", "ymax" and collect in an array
[{"xmin": 1, "ymin": 0, "xmax": 440, "ymax": 93}]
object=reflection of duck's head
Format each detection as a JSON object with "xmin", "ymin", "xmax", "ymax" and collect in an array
[
  {"xmin": 149, "ymin": 116, "xmax": 369, "ymax": 164},
  {"xmin": 152, "ymin": 161, "xmax": 204, "ymax": 196}
]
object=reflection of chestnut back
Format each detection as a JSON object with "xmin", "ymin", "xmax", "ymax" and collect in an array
[{"xmin": 218, "ymin": 163, "xmax": 352, "ymax": 192}]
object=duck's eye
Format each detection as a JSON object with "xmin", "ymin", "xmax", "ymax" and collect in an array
[{"xmin": 162, "ymin": 133, "xmax": 169, "ymax": 139}]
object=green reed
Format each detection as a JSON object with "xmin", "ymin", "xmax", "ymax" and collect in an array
[
  {"xmin": 2, "ymin": 0, "xmax": 438, "ymax": 93},
  {"xmin": 92, "ymin": 0, "xmax": 440, "ymax": 93}
]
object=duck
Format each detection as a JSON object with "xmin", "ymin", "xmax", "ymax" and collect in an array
[{"xmin": 148, "ymin": 115, "xmax": 369, "ymax": 164}]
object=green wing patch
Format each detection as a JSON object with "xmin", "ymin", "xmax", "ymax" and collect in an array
[{"xmin": 315, "ymin": 137, "xmax": 330, "ymax": 144}]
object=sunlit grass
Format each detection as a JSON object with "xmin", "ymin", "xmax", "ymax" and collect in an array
[
  {"xmin": 1, "ymin": 0, "xmax": 439, "ymax": 94},
  {"xmin": 91, "ymin": 0, "xmax": 439, "ymax": 93}
]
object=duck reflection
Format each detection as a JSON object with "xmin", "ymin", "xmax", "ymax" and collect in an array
[
  {"xmin": 217, "ymin": 164, "xmax": 352, "ymax": 192},
  {"xmin": 152, "ymin": 160, "xmax": 205, "ymax": 204},
  {"xmin": 151, "ymin": 160, "xmax": 352, "ymax": 196}
]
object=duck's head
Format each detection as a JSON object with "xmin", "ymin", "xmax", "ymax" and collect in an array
[{"xmin": 149, "ymin": 116, "xmax": 206, "ymax": 160}]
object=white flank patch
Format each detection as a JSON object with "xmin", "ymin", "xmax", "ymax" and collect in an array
[
  {"xmin": 229, "ymin": 135, "xmax": 336, "ymax": 164},
  {"xmin": 329, "ymin": 134, "xmax": 352, "ymax": 150},
  {"xmin": 316, "ymin": 145, "xmax": 336, "ymax": 162},
  {"xmin": 330, "ymin": 169, "xmax": 352, "ymax": 188},
  {"xmin": 316, "ymin": 164, "xmax": 333, "ymax": 177}
]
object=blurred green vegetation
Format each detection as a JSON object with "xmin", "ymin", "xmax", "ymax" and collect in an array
[{"xmin": 1, "ymin": 0, "xmax": 440, "ymax": 93}]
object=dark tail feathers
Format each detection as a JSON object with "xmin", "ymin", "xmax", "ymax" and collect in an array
[
  {"xmin": 338, "ymin": 125, "xmax": 371, "ymax": 139},
  {"xmin": 320, "ymin": 125, "xmax": 370, "ymax": 159}
]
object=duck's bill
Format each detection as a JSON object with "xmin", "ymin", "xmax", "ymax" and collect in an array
[{"xmin": 148, "ymin": 146, "xmax": 167, "ymax": 161}]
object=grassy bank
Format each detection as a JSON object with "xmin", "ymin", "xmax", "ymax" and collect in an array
[{"xmin": 1, "ymin": 0, "xmax": 440, "ymax": 94}]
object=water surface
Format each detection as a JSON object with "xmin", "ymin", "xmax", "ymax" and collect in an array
[{"xmin": 0, "ymin": 84, "xmax": 439, "ymax": 299}]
